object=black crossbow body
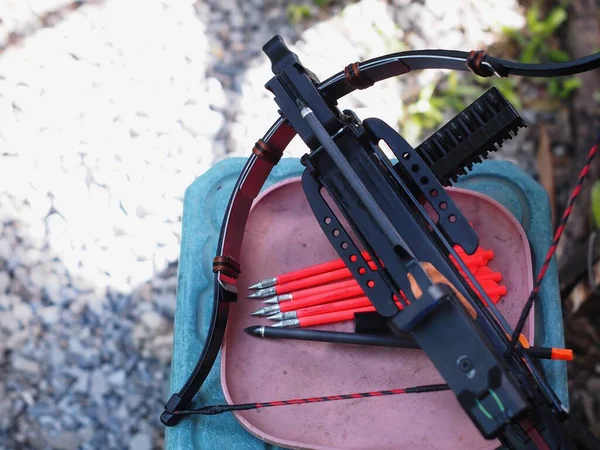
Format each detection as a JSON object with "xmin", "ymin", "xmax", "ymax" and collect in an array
[{"xmin": 161, "ymin": 37, "xmax": 600, "ymax": 449}]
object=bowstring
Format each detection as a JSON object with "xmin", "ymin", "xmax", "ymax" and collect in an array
[
  {"xmin": 170, "ymin": 383, "xmax": 451, "ymax": 416},
  {"xmin": 507, "ymin": 135, "xmax": 600, "ymax": 355}
]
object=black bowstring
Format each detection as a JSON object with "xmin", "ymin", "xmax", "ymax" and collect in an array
[{"xmin": 171, "ymin": 383, "xmax": 451, "ymax": 416}]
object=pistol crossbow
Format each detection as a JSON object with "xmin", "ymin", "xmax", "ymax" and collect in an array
[{"xmin": 162, "ymin": 36, "xmax": 600, "ymax": 449}]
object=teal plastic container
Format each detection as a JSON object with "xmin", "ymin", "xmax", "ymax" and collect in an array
[{"xmin": 165, "ymin": 159, "xmax": 567, "ymax": 450}]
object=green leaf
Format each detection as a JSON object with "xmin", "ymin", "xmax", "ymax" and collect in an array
[
  {"xmin": 591, "ymin": 181, "xmax": 600, "ymax": 229},
  {"xmin": 287, "ymin": 4, "xmax": 312, "ymax": 23},
  {"xmin": 526, "ymin": 3, "xmax": 542, "ymax": 32},
  {"xmin": 560, "ymin": 77, "xmax": 582, "ymax": 97},
  {"xmin": 543, "ymin": 7, "xmax": 567, "ymax": 33},
  {"xmin": 544, "ymin": 77, "xmax": 581, "ymax": 100},
  {"xmin": 521, "ymin": 37, "xmax": 542, "ymax": 63},
  {"xmin": 486, "ymin": 78, "xmax": 521, "ymax": 109},
  {"xmin": 453, "ymin": 84, "xmax": 485, "ymax": 99},
  {"xmin": 402, "ymin": 117, "xmax": 423, "ymax": 144},
  {"xmin": 421, "ymin": 113, "xmax": 443, "ymax": 128},
  {"xmin": 501, "ymin": 89, "xmax": 522, "ymax": 109},
  {"xmin": 501, "ymin": 26, "xmax": 519, "ymax": 38},
  {"xmin": 447, "ymin": 98, "xmax": 467, "ymax": 112},
  {"xmin": 545, "ymin": 48, "xmax": 570, "ymax": 62},
  {"xmin": 447, "ymin": 72, "xmax": 458, "ymax": 93},
  {"xmin": 526, "ymin": 5, "xmax": 566, "ymax": 37},
  {"xmin": 547, "ymin": 78, "xmax": 560, "ymax": 97},
  {"xmin": 418, "ymin": 82, "xmax": 438, "ymax": 102},
  {"xmin": 428, "ymin": 97, "xmax": 446, "ymax": 108},
  {"xmin": 502, "ymin": 26, "xmax": 528, "ymax": 47},
  {"xmin": 313, "ymin": 0, "xmax": 330, "ymax": 6}
]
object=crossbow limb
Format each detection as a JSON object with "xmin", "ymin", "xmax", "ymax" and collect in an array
[{"xmin": 161, "ymin": 36, "xmax": 600, "ymax": 449}]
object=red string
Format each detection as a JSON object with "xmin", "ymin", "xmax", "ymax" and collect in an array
[
  {"xmin": 173, "ymin": 384, "xmax": 450, "ymax": 415},
  {"xmin": 508, "ymin": 139, "xmax": 599, "ymax": 354}
]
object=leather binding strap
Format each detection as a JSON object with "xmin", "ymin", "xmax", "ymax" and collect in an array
[
  {"xmin": 212, "ymin": 255, "xmax": 241, "ymax": 279},
  {"xmin": 466, "ymin": 50, "xmax": 494, "ymax": 77},
  {"xmin": 161, "ymin": 46, "xmax": 600, "ymax": 426},
  {"xmin": 344, "ymin": 62, "xmax": 375, "ymax": 90},
  {"xmin": 251, "ymin": 138, "xmax": 283, "ymax": 165}
]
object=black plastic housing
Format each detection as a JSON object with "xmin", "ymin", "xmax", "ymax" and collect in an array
[{"xmin": 410, "ymin": 87, "xmax": 526, "ymax": 186}]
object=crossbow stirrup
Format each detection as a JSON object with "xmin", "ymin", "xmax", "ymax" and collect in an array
[{"xmin": 162, "ymin": 34, "xmax": 600, "ymax": 449}]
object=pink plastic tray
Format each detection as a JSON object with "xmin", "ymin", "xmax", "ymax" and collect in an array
[{"xmin": 221, "ymin": 178, "xmax": 533, "ymax": 450}]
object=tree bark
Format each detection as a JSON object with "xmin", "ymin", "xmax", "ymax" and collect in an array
[{"xmin": 559, "ymin": 0, "xmax": 600, "ymax": 284}]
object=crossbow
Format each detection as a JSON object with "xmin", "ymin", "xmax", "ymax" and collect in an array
[{"xmin": 161, "ymin": 37, "xmax": 600, "ymax": 448}]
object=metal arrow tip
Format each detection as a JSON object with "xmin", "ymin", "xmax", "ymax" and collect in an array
[
  {"xmin": 248, "ymin": 277, "xmax": 277, "ymax": 290},
  {"xmin": 247, "ymin": 287, "xmax": 276, "ymax": 299},
  {"xmin": 269, "ymin": 311, "xmax": 297, "ymax": 321},
  {"xmin": 271, "ymin": 318, "xmax": 300, "ymax": 328},
  {"xmin": 250, "ymin": 304, "xmax": 280, "ymax": 317},
  {"xmin": 263, "ymin": 293, "xmax": 293, "ymax": 304},
  {"xmin": 248, "ymin": 281, "xmax": 262, "ymax": 290}
]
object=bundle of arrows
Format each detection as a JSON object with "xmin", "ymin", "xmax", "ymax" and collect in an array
[
  {"xmin": 246, "ymin": 247, "xmax": 573, "ymax": 362},
  {"xmin": 248, "ymin": 245, "xmax": 507, "ymax": 326}
]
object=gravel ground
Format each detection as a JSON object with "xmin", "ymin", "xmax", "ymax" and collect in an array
[{"xmin": 0, "ymin": 1, "xmax": 548, "ymax": 449}]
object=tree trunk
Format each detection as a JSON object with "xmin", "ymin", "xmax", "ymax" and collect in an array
[{"xmin": 559, "ymin": 0, "xmax": 600, "ymax": 286}]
